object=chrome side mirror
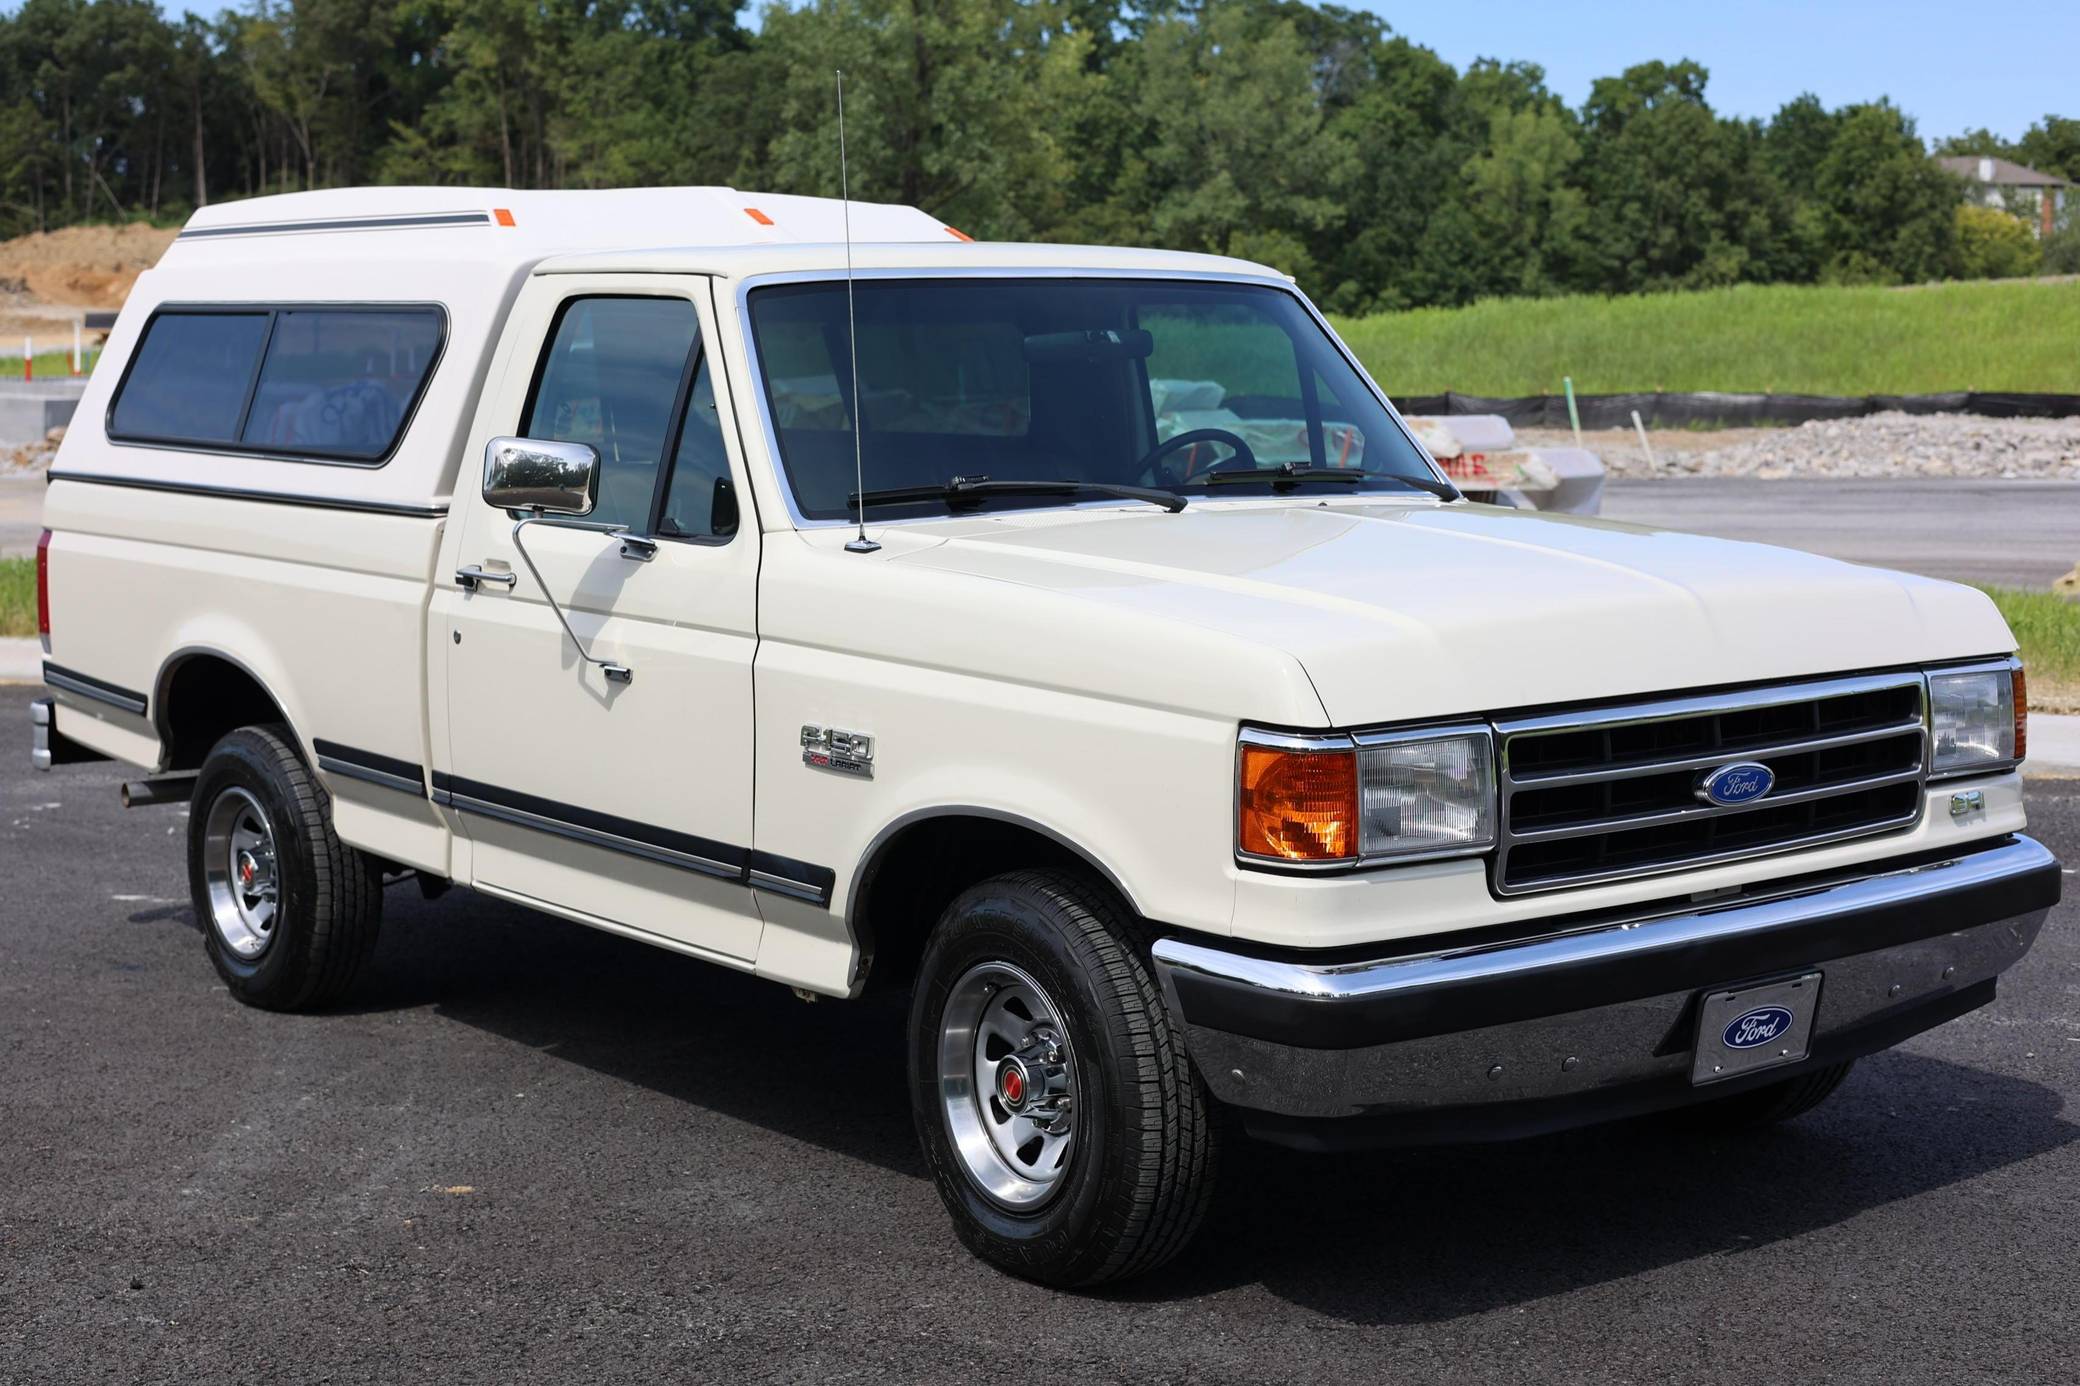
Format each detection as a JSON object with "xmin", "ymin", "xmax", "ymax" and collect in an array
[
  {"xmin": 483, "ymin": 436, "xmax": 600, "ymax": 516},
  {"xmin": 477, "ymin": 435, "xmax": 630, "ymax": 685}
]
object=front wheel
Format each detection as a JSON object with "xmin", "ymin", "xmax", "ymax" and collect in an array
[{"xmin": 908, "ymin": 870, "xmax": 1218, "ymax": 1287}]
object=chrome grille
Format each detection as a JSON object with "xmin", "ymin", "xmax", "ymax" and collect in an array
[{"xmin": 1494, "ymin": 672, "xmax": 1928, "ymax": 895}]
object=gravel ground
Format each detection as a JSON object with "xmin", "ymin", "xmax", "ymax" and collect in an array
[
  {"xmin": 1520, "ymin": 411, "xmax": 2080, "ymax": 482},
  {"xmin": 1, "ymin": 688, "xmax": 2076, "ymax": 1384},
  {"xmin": 4, "ymin": 429, "xmax": 61, "ymax": 473}
]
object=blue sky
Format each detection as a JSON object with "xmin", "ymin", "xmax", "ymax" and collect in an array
[{"xmin": 1364, "ymin": 1, "xmax": 2071, "ymax": 143}]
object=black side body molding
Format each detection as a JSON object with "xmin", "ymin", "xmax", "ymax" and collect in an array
[
  {"xmin": 313, "ymin": 740, "xmax": 427, "ymax": 796},
  {"xmin": 47, "ymin": 471, "xmax": 448, "ymax": 518},
  {"xmin": 425, "ymin": 770, "xmax": 837, "ymax": 906},
  {"xmin": 748, "ymin": 851, "xmax": 838, "ymax": 908},
  {"xmin": 42, "ymin": 662, "xmax": 149, "ymax": 716}
]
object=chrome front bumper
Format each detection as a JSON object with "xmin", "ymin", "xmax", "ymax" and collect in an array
[{"xmin": 1153, "ymin": 836, "xmax": 2059, "ymax": 1143}]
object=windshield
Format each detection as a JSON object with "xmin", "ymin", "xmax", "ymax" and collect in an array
[{"xmin": 746, "ymin": 277, "xmax": 1440, "ymax": 522}]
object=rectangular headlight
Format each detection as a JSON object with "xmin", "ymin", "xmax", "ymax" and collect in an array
[
  {"xmin": 1355, "ymin": 728, "xmax": 1496, "ymax": 859},
  {"xmin": 1928, "ymin": 663, "xmax": 2020, "ymax": 778},
  {"xmin": 1237, "ymin": 726, "xmax": 1496, "ymax": 866}
]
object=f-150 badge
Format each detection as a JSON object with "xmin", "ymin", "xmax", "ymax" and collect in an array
[{"xmin": 802, "ymin": 725, "xmax": 874, "ymax": 778}]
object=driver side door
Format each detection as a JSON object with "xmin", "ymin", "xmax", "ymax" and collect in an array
[{"xmin": 432, "ymin": 275, "xmax": 763, "ymax": 964}]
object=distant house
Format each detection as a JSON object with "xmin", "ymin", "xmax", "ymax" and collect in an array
[{"xmin": 1937, "ymin": 155, "xmax": 2070, "ymax": 238}]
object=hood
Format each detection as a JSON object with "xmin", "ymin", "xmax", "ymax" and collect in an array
[{"xmin": 889, "ymin": 500, "xmax": 2013, "ymax": 726}]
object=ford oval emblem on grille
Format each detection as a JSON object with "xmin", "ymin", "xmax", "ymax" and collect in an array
[
  {"xmin": 1723, "ymin": 1006, "xmax": 1794, "ymax": 1049},
  {"xmin": 1696, "ymin": 761, "xmax": 1775, "ymax": 806}
]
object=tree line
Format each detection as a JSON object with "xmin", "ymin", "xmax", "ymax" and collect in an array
[{"xmin": 3, "ymin": 0, "xmax": 2075, "ymax": 311}]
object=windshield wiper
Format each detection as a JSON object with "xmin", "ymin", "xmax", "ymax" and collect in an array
[
  {"xmin": 852, "ymin": 475, "xmax": 1188, "ymax": 514},
  {"xmin": 1201, "ymin": 463, "xmax": 1460, "ymax": 501}
]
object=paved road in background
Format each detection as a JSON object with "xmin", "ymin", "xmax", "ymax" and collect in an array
[
  {"xmin": 0, "ymin": 475, "xmax": 41, "ymax": 559},
  {"xmin": 1, "ymin": 689, "xmax": 2074, "ymax": 1383},
  {"xmin": 1603, "ymin": 479, "xmax": 2080, "ymax": 589}
]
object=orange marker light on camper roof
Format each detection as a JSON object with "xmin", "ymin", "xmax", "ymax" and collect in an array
[
  {"xmin": 493, "ymin": 208, "xmax": 515, "ymax": 227},
  {"xmin": 744, "ymin": 207, "xmax": 775, "ymax": 226},
  {"xmin": 945, "ymin": 226, "xmax": 974, "ymax": 242},
  {"xmin": 1238, "ymin": 743, "xmax": 1357, "ymax": 862}
]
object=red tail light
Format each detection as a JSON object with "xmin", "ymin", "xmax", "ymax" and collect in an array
[{"xmin": 36, "ymin": 528, "xmax": 51, "ymax": 637}]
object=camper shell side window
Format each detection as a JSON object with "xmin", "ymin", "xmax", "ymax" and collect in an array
[{"xmin": 106, "ymin": 303, "xmax": 448, "ymax": 467}]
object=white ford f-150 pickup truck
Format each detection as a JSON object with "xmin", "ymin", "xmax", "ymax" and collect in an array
[{"xmin": 29, "ymin": 187, "xmax": 2060, "ymax": 1287}]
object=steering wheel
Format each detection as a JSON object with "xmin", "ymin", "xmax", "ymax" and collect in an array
[{"xmin": 1135, "ymin": 428, "xmax": 1258, "ymax": 485}]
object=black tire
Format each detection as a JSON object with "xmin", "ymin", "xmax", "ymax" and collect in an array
[
  {"xmin": 187, "ymin": 724, "xmax": 382, "ymax": 1011},
  {"xmin": 1676, "ymin": 1060, "xmax": 1854, "ymax": 1131},
  {"xmin": 908, "ymin": 869, "xmax": 1217, "ymax": 1288}
]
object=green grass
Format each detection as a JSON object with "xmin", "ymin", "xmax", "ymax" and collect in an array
[
  {"xmin": 1332, "ymin": 278, "xmax": 2080, "ymax": 397},
  {"xmin": 0, "ymin": 350, "xmax": 93, "ymax": 380},
  {"xmin": 0, "ymin": 557, "xmax": 33, "ymax": 638},
  {"xmin": 1982, "ymin": 586, "xmax": 2080, "ymax": 709}
]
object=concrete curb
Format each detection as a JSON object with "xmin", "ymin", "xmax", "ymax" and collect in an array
[
  {"xmin": 2028, "ymin": 712, "xmax": 2080, "ymax": 779},
  {"xmin": 0, "ymin": 636, "xmax": 40, "ymax": 683}
]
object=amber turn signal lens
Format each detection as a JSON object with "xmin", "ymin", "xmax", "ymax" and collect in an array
[
  {"xmin": 2014, "ymin": 666, "xmax": 2028, "ymax": 763},
  {"xmin": 1239, "ymin": 744, "xmax": 1358, "ymax": 862}
]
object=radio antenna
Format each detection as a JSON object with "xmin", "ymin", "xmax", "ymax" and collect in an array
[{"xmin": 837, "ymin": 69, "xmax": 879, "ymax": 555}]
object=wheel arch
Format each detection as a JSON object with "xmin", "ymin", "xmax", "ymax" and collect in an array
[
  {"xmin": 153, "ymin": 645, "xmax": 298, "ymax": 772},
  {"xmin": 847, "ymin": 806, "xmax": 1147, "ymax": 994}
]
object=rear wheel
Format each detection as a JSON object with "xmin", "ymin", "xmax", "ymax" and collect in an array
[
  {"xmin": 1676, "ymin": 1060, "xmax": 1854, "ymax": 1131},
  {"xmin": 188, "ymin": 725, "xmax": 381, "ymax": 1010},
  {"xmin": 908, "ymin": 869, "xmax": 1217, "ymax": 1287}
]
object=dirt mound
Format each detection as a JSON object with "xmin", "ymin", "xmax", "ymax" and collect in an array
[{"xmin": 0, "ymin": 223, "xmax": 177, "ymax": 309}]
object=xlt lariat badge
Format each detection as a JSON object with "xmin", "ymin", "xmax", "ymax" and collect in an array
[{"xmin": 802, "ymin": 725, "xmax": 874, "ymax": 778}]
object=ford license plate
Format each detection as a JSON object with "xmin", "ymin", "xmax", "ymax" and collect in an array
[{"xmin": 1691, "ymin": 972, "xmax": 1822, "ymax": 1085}]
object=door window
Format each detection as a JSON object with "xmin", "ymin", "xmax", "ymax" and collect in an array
[
  {"xmin": 657, "ymin": 356, "xmax": 739, "ymax": 541},
  {"xmin": 522, "ymin": 296, "xmax": 699, "ymax": 531}
]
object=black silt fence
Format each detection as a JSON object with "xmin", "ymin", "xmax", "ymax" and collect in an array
[{"xmin": 1390, "ymin": 391, "xmax": 2080, "ymax": 428}]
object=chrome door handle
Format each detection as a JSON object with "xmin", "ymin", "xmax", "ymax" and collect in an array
[{"xmin": 456, "ymin": 565, "xmax": 517, "ymax": 591}]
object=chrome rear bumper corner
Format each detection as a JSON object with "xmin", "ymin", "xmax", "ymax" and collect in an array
[{"xmin": 29, "ymin": 696, "xmax": 108, "ymax": 772}]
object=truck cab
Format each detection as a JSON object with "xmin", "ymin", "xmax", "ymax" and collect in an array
[{"xmin": 31, "ymin": 187, "xmax": 2061, "ymax": 1287}]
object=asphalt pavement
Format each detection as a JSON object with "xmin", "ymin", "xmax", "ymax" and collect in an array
[
  {"xmin": 1602, "ymin": 478, "xmax": 2080, "ymax": 589},
  {"xmin": 1, "ymin": 689, "xmax": 2074, "ymax": 1383}
]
